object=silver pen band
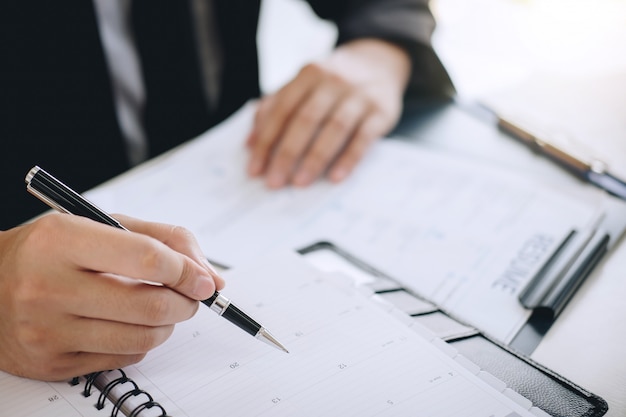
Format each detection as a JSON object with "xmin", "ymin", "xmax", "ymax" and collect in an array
[{"xmin": 208, "ymin": 293, "xmax": 231, "ymax": 315}]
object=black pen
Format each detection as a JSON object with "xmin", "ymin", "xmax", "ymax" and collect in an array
[{"xmin": 25, "ymin": 165, "xmax": 288, "ymax": 353}]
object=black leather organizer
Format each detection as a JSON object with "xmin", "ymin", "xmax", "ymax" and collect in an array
[{"xmin": 298, "ymin": 241, "xmax": 608, "ymax": 417}]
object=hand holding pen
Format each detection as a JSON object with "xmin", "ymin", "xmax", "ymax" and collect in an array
[
  {"xmin": 0, "ymin": 209, "xmax": 221, "ymax": 381},
  {"xmin": 0, "ymin": 167, "xmax": 286, "ymax": 381}
]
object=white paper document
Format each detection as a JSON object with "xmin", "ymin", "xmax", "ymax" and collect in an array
[
  {"xmin": 87, "ymin": 102, "xmax": 618, "ymax": 343},
  {"xmin": 0, "ymin": 252, "xmax": 545, "ymax": 417}
]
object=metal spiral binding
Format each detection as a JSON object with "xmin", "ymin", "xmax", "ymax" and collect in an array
[
  {"xmin": 96, "ymin": 374, "xmax": 138, "ymax": 410},
  {"xmin": 83, "ymin": 371, "xmax": 106, "ymax": 397},
  {"xmin": 75, "ymin": 369, "xmax": 168, "ymax": 416},
  {"xmin": 111, "ymin": 388, "xmax": 157, "ymax": 417},
  {"xmin": 128, "ymin": 401, "xmax": 168, "ymax": 417}
]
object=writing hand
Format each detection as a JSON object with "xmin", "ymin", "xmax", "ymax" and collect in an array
[
  {"xmin": 0, "ymin": 214, "xmax": 223, "ymax": 381},
  {"xmin": 246, "ymin": 39, "xmax": 411, "ymax": 188}
]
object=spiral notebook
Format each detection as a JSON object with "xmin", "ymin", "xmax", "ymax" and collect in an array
[{"xmin": 1, "ymin": 251, "xmax": 551, "ymax": 417}]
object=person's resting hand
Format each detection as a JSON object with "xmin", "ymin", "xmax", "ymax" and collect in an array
[
  {"xmin": 246, "ymin": 38, "xmax": 411, "ymax": 188},
  {"xmin": 0, "ymin": 213, "xmax": 224, "ymax": 381}
]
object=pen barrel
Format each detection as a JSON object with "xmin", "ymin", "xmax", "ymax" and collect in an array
[
  {"xmin": 27, "ymin": 166, "xmax": 125, "ymax": 229},
  {"xmin": 221, "ymin": 304, "xmax": 262, "ymax": 337}
]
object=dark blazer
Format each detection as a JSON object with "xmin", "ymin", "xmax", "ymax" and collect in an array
[{"xmin": 0, "ymin": 0, "xmax": 452, "ymax": 229}]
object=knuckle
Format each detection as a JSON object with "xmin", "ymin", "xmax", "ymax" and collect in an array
[
  {"xmin": 33, "ymin": 212, "xmax": 65, "ymax": 230},
  {"xmin": 12, "ymin": 277, "xmax": 44, "ymax": 307},
  {"xmin": 303, "ymin": 62, "xmax": 351, "ymax": 88},
  {"xmin": 271, "ymin": 99, "xmax": 291, "ymax": 119},
  {"xmin": 302, "ymin": 61, "xmax": 347, "ymax": 85},
  {"xmin": 326, "ymin": 71, "xmax": 351, "ymax": 89},
  {"xmin": 259, "ymin": 98, "xmax": 291, "ymax": 132},
  {"xmin": 10, "ymin": 259, "xmax": 50, "ymax": 308},
  {"xmin": 301, "ymin": 62, "xmax": 325, "ymax": 78},
  {"xmin": 168, "ymin": 224, "xmax": 194, "ymax": 243},
  {"xmin": 137, "ymin": 240, "xmax": 165, "ymax": 277},
  {"xmin": 22, "ymin": 215, "xmax": 63, "ymax": 251},
  {"xmin": 175, "ymin": 261, "xmax": 190, "ymax": 288},
  {"xmin": 15, "ymin": 325, "xmax": 46, "ymax": 350}
]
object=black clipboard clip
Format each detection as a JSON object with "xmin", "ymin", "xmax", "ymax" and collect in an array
[
  {"xmin": 518, "ymin": 228, "xmax": 609, "ymax": 318},
  {"xmin": 510, "ymin": 225, "xmax": 610, "ymax": 353}
]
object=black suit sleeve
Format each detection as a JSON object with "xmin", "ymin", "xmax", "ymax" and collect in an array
[{"xmin": 305, "ymin": 0, "xmax": 455, "ymax": 98}]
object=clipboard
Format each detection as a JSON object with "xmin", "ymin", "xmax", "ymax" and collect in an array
[
  {"xmin": 392, "ymin": 97, "xmax": 626, "ymax": 354},
  {"xmin": 298, "ymin": 241, "xmax": 608, "ymax": 417}
]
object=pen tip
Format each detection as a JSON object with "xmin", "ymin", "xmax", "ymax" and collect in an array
[{"xmin": 257, "ymin": 328, "xmax": 289, "ymax": 353}]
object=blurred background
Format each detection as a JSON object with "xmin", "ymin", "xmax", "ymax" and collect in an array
[{"xmin": 258, "ymin": 0, "xmax": 626, "ymax": 177}]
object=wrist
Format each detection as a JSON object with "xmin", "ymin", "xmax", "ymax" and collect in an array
[{"xmin": 329, "ymin": 38, "xmax": 411, "ymax": 92}]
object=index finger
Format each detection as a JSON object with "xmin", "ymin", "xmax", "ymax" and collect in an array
[
  {"xmin": 114, "ymin": 214, "xmax": 225, "ymax": 290},
  {"xmin": 61, "ymin": 216, "xmax": 217, "ymax": 300}
]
